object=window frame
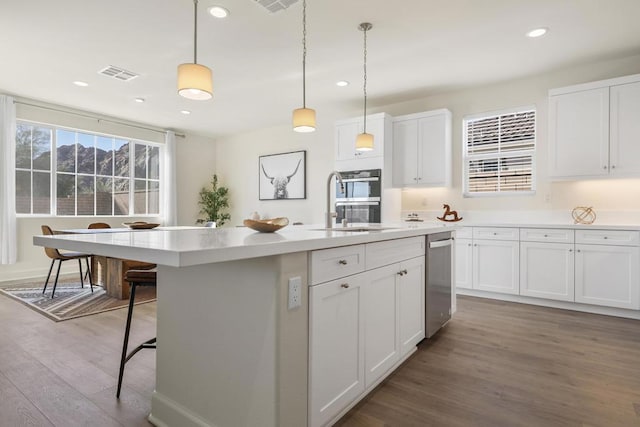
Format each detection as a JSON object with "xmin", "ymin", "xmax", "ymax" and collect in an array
[
  {"xmin": 15, "ymin": 119, "xmax": 163, "ymax": 218},
  {"xmin": 462, "ymin": 105, "xmax": 537, "ymax": 198}
]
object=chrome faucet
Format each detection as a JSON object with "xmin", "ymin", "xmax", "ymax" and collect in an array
[{"xmin": 326, "ymin": 171, "xmax": 344, "ymax": 228}]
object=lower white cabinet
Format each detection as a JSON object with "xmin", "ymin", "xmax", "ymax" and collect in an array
[
  {"xmin": 473, "ymin": 239, "xmax": 519, "ymax": 295},
  {"xmin": 575, "ymin": 244, "xmax": 640, "ymax": 309},
  {"xmin": 362, "ymin": 256, "xmax": 425, "ymax": 388},
  {"xmin": 309, "ymin": 274, "xmax": 365, "ymax": 427},
  {"xmin": 455, "ymin": 238, "xmax": 473, "ymax": 290},
  {"xmin": 520, "ymin": 242, "xmax": 575, "ymax": 302},
  {"xmin": 309, "ymin": 238, "xmax": 427, "ymax": 427},
  {"xmin": 398, "ymin": 256, "xmax": 426, "ymax": 356}
]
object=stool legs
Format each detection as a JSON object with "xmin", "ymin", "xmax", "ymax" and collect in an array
[
  {"xmin": 117, "ymin": 282, "xmax": 137, "ymax": 398},
  {"xmin": 116, "ymin": 281, "xmax": 157, "ymax": 398}
]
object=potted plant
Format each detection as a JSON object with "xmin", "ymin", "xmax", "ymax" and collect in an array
[{"xmin": 197, "ymin": 174, "xmax": 231, "ymax": 227}]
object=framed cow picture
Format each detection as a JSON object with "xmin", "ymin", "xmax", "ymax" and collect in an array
[{"xmin": 259, "ymin": 150, "xmax": 306, "ymax": 200}]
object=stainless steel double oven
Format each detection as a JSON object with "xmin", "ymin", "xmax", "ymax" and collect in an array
[{"xmin": 335, "ymin": 169, "xmax": 381, "ymax": 224}]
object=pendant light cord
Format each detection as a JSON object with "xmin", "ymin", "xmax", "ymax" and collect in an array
[
  {"xmin": 362, "ymin": 25, "xmax": 368, "ymax": 133},
  {"xmin": 302, "ymin": 0, "xmax": 307, "ymax": 108},
  {"xmin": 193, "ymin": 0, "xmax": 199, "ymax": 64}
]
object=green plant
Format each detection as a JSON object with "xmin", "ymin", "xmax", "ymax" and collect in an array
[{"xmin": 197, "ymin": 174, "xmax": 231, "ymax": 226}]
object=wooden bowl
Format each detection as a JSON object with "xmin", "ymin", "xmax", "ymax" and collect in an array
[
  {"xmin": 243, "ymin": 217, "xmax": 289, "ymax": 233},
  {"xmin": 123, "ymin": 221, "xmax": 161, "ymax": 230}
]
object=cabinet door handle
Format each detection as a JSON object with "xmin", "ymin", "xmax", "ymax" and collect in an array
[
  {"xmin": 402, "ymin": 269, "xmax": 408, "ymax": 275},
  {"xmin": 397, "ymin": 271, "xmax": 404, "ymax": 276},
  {"xmin": 611, "ymin": 165, "xmax": 616, "ymax": 169},
  {"xmin": 603, "ymin": 165, "xmax": 608, "ymax": 169},
  {"xmin": 603, "ymin": 236, "xmax": 608, "ymax": 239},
  {"xmin": 338, "ymin": 259, "xmax": 348, "ymax": 265},
  {"xmin": 576, "ymin": 249, "xmax": 581, "ymax": 253},
  {"xmin": 569, "ymin": 249, "xmax": 573, "ymax": 252},
  {"xmin": 544, "ymin": 234, "xmax": 548, "ymax": 237},
  {"xmin": 340, "ymin": 283, "xmax": 350, "ymax": 289},
  {"xmin": 468, "ymin": 243, "xmax": 472, "ymax": 247},
  {"xmin": 473, "ymin": 244, "xmax": 478, "ymax": 247}
]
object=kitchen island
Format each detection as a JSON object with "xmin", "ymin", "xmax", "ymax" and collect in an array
[{"xmin": 33, "ymin": 223, "xmax": 455, "ymax": 427}]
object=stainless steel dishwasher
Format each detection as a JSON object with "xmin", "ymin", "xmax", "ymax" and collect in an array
[{"xmin": 426, "ymin": 231, "xmax": 453, "ymax": 338}]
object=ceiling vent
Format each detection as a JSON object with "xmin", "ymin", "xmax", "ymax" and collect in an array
[
  {"xmin": 98, "ymin": 65, "xmax": 139, "ymax": 82},
  {"xmin": 253, "ymin": 0, "xmax": 299, "ymax": 13}
]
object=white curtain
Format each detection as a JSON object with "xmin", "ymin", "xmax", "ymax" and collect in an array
[
  {"xmin": 162, "ymin": 130, "xmax": 177, "ymax": 226},
  {"xmin": 0, "ymin": 95, "xmax": 17, "ymax": 264}
]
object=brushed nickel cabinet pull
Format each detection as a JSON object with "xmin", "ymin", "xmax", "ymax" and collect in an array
[
  {"xmin": 338, "ymin": 259, "xmax": 348, "ymax": 265},
  {"xmin": 340, "ymin": 283, "xmax": 349, "ymax": 289}
]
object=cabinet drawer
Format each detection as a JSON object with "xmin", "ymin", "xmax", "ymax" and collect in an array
[
  {"xmin": 473, "ymin": 227, "xmax": 519, "ymax": 241},
  {"xmin": 365, "ymin": 236, "xmax": 425, "ymax": 270},
  {"xmin": 520, "ymin": 228, "xmax": 574, "ymax": 243},
  {"xmin": 575, "ymin": 229, "xmax": 640, "ymax": 246},
  {"xmin": 455, "ymin": 227, "xmax": 472, "ymax": 239},
  {"xmin": 310, "ymin": 245, "xmax": 365, "ymax": 285}
]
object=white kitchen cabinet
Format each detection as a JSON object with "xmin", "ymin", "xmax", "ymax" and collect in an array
[
  {"xmin": 309, "ymin": 274, "xmax": 365, "ymax": 427},
  {"xmin": 520, "ymin": 241, "xmax": 575, "ymax": 302},
  {"xmin": 473, "ymin": 239, "xmax": 519, "ymax": 295},
  {"xmin": 392, "ymin": 109, "xmax": 452, "ymax": 187},
  {"xmin": 610, "ymin": 81, "xmax": 640, "ymax": 176},
  {"xmin": 398, "ymin": 256, "xmax": 426, "ymax": 356},
  {"xmin": 575, "ymin": 230, "xmax": 640, "ymax": 310},
  {"xmin": 549, "ymin": 74, "xmax": 640, "ymax": 180},
  {"xmin": 575, "ymin": 244, "xmax": 640, "ymax": 310},
  {"xmin": 309, "ymin": 237, "xmax": 427, "ymax": 427},
  {"xmin": 335, "ymin": 113, "xmax": 391, "ymax": 169},
  {"xmin": 455, "ymin": 238, "xmax": 473, "ymax": 290},
  {"xmin": 363, "ymin": 263, "xmax": 399, "ymax": 388}
]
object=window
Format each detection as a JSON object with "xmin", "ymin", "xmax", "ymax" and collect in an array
[
  {"xmin": 463, "ymin": 107, "xmax": 536, "ymax": 196},
  {"xmin": 15, "ymin": 121, "xmax": 162, "ymax": 216}
]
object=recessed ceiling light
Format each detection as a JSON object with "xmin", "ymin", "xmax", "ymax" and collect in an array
[
  {"xmin": 134, "ymin": 97, "xmax": 145, "ymax": 103},
  {"xmin": 336, "ymin": 80, "xmax": 350, "ymax": 87},
  {"xmin": 526, "ymin": 27, "xmax": 548, "ymax": 38},
  {"xmin": 208, "ymin": 6, "xmax": 229, "ymax": 18},
  {"xmin": 180, "ymin": 110, "xmax": 191, "ymax": 115},
  {"xmin": 73, "ymin": 81, "xmax": 89, "ymax": 87}
]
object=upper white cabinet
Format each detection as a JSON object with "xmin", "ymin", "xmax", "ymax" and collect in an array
[
  {"xmin": 549, "ymin": 74, "xmax": 640, "ymax": 180},
  {"xmin": 335, "ymin": 113, "xmax": 392, "ymax": 170},
  {"xmin": 392, "ymin": 109, "xmax": 452, "ymax": 187}
]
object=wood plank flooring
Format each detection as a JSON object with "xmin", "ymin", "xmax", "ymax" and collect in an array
[
  {"xmin": 1, "ymin": 291, "xmax": 639, "ymax": 426},
  {"xmin": 336, "ymin": 296, "xmax": 640, "ymax": 427}
]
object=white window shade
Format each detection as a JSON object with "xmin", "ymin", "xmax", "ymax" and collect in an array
[{"xmin": 464, "ymin": 109, "xmax": 536, "ymax": 195}]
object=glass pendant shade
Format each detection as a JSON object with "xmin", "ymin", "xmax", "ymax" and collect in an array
[
  {"xmin": 293, "ymin": 107, "xmax": 316, "ymax": 132},
  {"xmin": 355, "ymin": 132, "xmax": 374, "ymax": 151},
  {"xmin": 178, "ymin": 63, "xmax": 213, "ymax": 100}
]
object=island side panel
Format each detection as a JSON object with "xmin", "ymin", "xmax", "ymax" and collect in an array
[
  {"xmin": 149, "ymin": 255, "xmax": 308, "ymax": 427},
  {"xmin": 276, "ymin": 252, "xmax": 309, "ymax": 427}
]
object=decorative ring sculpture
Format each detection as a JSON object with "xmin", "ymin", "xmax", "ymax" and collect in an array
[{"xmin": 572, "ymin": 206, "xmax": 596, "ymax": 225}]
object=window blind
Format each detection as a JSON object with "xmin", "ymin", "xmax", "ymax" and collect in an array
[{"xmin": 464, "ymin": 109, "xmax": 536, "ymax": 195}]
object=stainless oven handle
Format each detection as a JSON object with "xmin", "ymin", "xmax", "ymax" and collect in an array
[
  {"xmin": 340, "ymin": 177, "xmax": 379, "ymax": 182},
  {"xmin": 336, "ymin": 202, "xmax": 380, "ymax": 206},
  {"xmin": 429, "ymin": 239, "xmax": 453, "ymax": 249},
  {"xmin": 335, "ymin": 197, "xmax": 381, "ymax": 202}
]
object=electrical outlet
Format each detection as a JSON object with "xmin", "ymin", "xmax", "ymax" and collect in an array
[{"xmin": 288, "ymin": 276, "xmax": 302, "ymax": 310}]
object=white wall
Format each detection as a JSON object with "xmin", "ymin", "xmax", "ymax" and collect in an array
[{"xmin": 0, "ymin": 100, "xmax": 216, "ymax": 283}]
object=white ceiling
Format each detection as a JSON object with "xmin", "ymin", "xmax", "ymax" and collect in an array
[{"xmin": 2, "ymin": 0, "xmax": 640, "ymax": 139}]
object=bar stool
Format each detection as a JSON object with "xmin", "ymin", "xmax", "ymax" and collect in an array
[{"xmin": 116, "ymin": 268, "xmax": 157, "ymax": 398}]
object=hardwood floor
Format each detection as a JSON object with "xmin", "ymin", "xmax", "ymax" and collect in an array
[
  {"xmin": 336, "ymin": 295, "xmax": 640, "ymax": 427},
  {"xmin": 1, "ymin": 292, "xmax": 639, "ymax": 427},
  {"xmin": 0, "ymin": 289, "xmax": 156, "ymax": 426}
]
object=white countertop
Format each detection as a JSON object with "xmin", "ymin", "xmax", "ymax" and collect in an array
[
  {"xmin": 452, "ymin": 221, "xmax": 640, "ymax": 230},
  {"xmin": 33, "ymin": 222, "xmax": 457, "ymax": 267}
]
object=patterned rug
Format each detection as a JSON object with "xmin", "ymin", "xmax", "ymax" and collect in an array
[{"xmin": 0, "ymin": 279, "xmax": 156, "ymax": 322}]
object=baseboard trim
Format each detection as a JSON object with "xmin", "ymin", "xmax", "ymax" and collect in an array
[
  {"xmin": 149, "ymin": 391, "xmax": 219, "ymax": 427},
  {"xmin": 457, "ymin": 289, "xmax": 640, "ymax": 320}
]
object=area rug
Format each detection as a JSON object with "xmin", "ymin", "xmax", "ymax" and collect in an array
[{"xmin": 0, "ymin": 279, "xmax": 156, "ymax": 322}]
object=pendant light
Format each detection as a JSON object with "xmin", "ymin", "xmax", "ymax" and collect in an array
[
  {"xmin": 292, "ymin": 0, "xmax": 316, "ymax": 132},
  {"xmin": 356, "ymin": 22, "xmax": 373, "ymax": 151},
  {"xmin": 178, "ymin": 0, "xmax": 213, "ymax": 100},
  {"xmin": 355, "ymin": 22, "xmax": 374, "ymax": 151}
]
